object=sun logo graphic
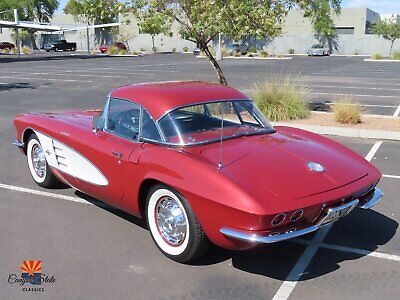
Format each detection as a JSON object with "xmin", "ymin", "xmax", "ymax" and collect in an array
[{"xmin": 21, "ymin": 260, "xmax": 42, "ymax": 285}]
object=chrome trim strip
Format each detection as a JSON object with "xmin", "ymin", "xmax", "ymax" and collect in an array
[
  {"xmin": 220, "ymin": 226, "xmax": 319, "ymax": 244},
  {"xmin": 359, "ymin": 188, "xmax": 383, "ymax": 209},
  {"xmin": 220, "ymin": 198, "xmax": 366, "ymax": 244},
  {"xmin": 12, "ymin": 140, "xmax": 24, "ymax": 148}
]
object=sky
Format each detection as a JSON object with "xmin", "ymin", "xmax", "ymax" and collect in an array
[{"xmin": 56, "ymin": 0, "xmax": 400, "ymax": 14}]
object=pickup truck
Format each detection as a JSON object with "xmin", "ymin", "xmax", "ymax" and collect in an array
[{"xmin": 44, "ymin": 40, "xmax": 77, "ymax": 52}]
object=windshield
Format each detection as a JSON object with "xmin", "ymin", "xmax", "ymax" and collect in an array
[
  {"xmin": 312, "ymin": 44, "xmax": 324, "ymax": 48},
  {"xmin": 158, "ymin": 100, "xmax": 274, "ymax": 146}
]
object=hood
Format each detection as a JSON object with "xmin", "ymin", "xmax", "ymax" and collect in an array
[
  {"xmin": 29, "ymin": 110, "xmax": 100, "ymax": 130},
  {"xmin": 186, "ymin": 130, "xmax": 369, "ymax": 201}
]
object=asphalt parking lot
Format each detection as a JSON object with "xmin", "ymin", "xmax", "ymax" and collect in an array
[
  {"xmin": 1, "ymin": 53, "xmax": 399, "ymax": 300},
  {"xmin": 1, "ymin": 53, "xmax": 400, "ymax": 116}
]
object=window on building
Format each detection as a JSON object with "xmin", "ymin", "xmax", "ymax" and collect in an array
[{"xmin": 335, "ymin": 27, "xmax": 355, "ymax": 35}]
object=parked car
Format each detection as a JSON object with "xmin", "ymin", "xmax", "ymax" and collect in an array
[
  {"xmin": 13, "ymin": 81, "xmax": 383, "ymax": 263},
  {"xmin": 227, "ymin": 43, "xmax": 249, "ymax": 55},
  {"xmin": 99, "ymin": 42, "xmax": 127, "ymax": 53},
  {"xmin": 193, "ymin": 47, "xmax": 201, "ymax": 55},
  {"xmin": 307, "ymin": 44, "xmax": 330, "ymax": 56},
  {"xmin": 0, "ymin": 42, "xmax": 15, "ymax": 51},
  {"xmin": 44, "ymin": 40, "xmax": 77, "ymax": 52}
]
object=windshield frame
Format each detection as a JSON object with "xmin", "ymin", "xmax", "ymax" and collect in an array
[{"xmin": 155, "ymin": 99, "xmax": 275, "ymax": 147}]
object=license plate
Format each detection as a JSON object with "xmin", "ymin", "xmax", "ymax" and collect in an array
[{"xmin": 319, "ymin": 199, "xmax": 359, "ymax": 226}]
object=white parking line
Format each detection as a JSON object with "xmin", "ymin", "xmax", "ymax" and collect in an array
[
  {"xmin": 291, "ymin": 83, "xmax": 400, "ymax": 92},
  {"xmin": 293, "ymin": 239, "xmax": 400, "ymax": 262},
  {"xmin": 382, "ymin": 174, "xmax": 400, "ymax": 179},
  {"xmin": 0, "ymin": 182, "xmax": 106, "ymax": 207},
  {"xmin": 272, "ymin": 141, "xmax": 382, "ymax": 300},
  {"xmin": 310, "ymin": 92, "xmax": 400, "ymax": 99},
  {"xmin": 393, "ymin": 105, "xmax": 400, "ymax": 117}
]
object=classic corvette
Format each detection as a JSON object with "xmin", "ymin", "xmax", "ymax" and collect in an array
[{"xmin": 13, "ymin": 81, "xmax": 383, "ymax": 263}]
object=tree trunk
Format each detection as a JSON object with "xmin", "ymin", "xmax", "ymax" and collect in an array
[
  {"xmin": 100, "ymin": 29, "xmax": 105, "ymax": 46},
  {"xmin": 151, "ymin": 35, "xmax": 155, "ymax": 51},
  {"xmin": 29, "ymin": 31, "xmax": 38, "ymax": 50},
  {"xmin": 203, "ymin": 46, "xmax": 228, "ymax": 85},
  {"xmin": 390, "ymin": 39, "xmax": 395, "ymax": 57}
]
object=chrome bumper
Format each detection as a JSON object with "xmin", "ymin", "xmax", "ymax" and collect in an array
[
  {"xmin": 359, "ymin": 188, "xmax": 383, "ymax": 209},
  {"xmin": 12, "ymin": 140, "xmax": 24, "ymax": 148},
  {"xmin": 220, "ymin": 188, "xmax": 383, "ymax": 244}
]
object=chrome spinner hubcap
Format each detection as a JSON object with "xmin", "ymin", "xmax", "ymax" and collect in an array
[
  {"xmin": 31, "ymin": 143, "xmax": 46, "ymax": 178},
  {"xmin": 155, "ymin": 197, "xmax": 187, "ymax": 246}
]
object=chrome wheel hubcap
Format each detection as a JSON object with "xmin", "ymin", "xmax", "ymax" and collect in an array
[
  {"xmin": 155, "ymin": 197, "xmax": 187, "ymax": 246},
  {"xmin": 31, "ymin": 143, "xmax": 46, "ymax": 178}
]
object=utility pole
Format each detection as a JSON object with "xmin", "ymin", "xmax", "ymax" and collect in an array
[
  {"xmin": 86, "ymin": 25, "xmax": 90, "ymax": 55},
  {"xmin": 14, "ymin": 9, "xmax": 21, "ymax": 58},
  {"xmin": 216, "ymin": 32, "xmax": 222, "ymax": 61}
]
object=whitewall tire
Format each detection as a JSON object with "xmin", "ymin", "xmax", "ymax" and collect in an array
[
  {"xmin": 146, "ymin": 184, "xmax": 209, "ymax": 263},
  {"xmin": 26, "ymin": 134, "xmax": 61, "ymax": 188}
]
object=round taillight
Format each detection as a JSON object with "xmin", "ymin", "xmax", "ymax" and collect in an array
[
  {"xmin": 271, "ymin": 213, "xmax": 286, "ymax": 226},
  {"xmin": 290, "ymin": 209, "xmax": 304, "ymax": 222}
]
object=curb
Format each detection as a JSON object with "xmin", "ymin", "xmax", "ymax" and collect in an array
[
  {"xmin": 275, "ymin": 123, "xmax": 400, "ymax": 141},
  {"xmin": 196, "ymin": 56, "xmax": 292, "ymax": 60},
  {"xmin": 364, "ymin": 59, "xmax": 400, "ymax": 62}
]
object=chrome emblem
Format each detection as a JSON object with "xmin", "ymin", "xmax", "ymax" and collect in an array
[{"xmin": 307, "ymin": 162, "xmax": 325, "ymax": 173}]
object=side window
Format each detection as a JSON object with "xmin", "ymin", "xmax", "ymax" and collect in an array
[
  {"xmin": 141, "ymin": 109, "xmax": 161, "ymax": 141},
  {"xmin": 106, "ymin": 98, "xmax": 140, "ymax": 141}
]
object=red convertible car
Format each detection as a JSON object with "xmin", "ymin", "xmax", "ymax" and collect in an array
[{"xmin": 13, "ymin": 81, "xmax": 383, "ymax": 263}]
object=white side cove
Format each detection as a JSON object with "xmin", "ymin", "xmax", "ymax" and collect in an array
[{"xmin": 35, "ymin": 131, "xmax": 109, "ymax": 186}]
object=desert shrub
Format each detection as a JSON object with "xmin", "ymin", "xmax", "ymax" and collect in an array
[
  {"xmin": 249, "ymin": 46, "xmax": 257, "ymax": 53},
  {"xmin": 354, "ymin": 50, "xmax": 360, "ymax": 55},
  {"xmin": 172, "ymin": 47, "xmax": 176, "ymax": 52},
  {"xmin": 221, "ymin": 47, "xmax": 229, "ymax": 57},
  {"xmin": 259, "ymin": 50, "xmax": 268, "ymax": 57},
  {"xmin": 392, "ymin": 51, "xmax": 400, "ymax": 60},
  {"xmin": 183, "ymin": 46, "xmax": 189, "ymax": 52},
  {"xmin": 11, "ymin": 48, "xmax": 18, "ymax": 54},
  {"xmin": 140, "ymin": 47, "xmax": 146, "ymax": 52},
  {"xmin": 1, "ymin": 48, "xmax": 10, "ymax": 54},
  {"xmin": 118, "ymin": 49, "xmax": 127, "ymax": 55},
  {"xmin": 288, "ymin": 48, "xmax": 295, "ymax": 54},
  {"xmin": 247, "ymin": 53, "xmax": 254, "ymax": 57},
  {"xmin": 233, "ymin": 51, "xmax": 241, "ymax": 57},
  {"xmin": 332, "ymin": 96, "xmax": 361, "ymax": 124},
  {"xmin": 152, "ymin": 46, "xmax": 158, "ymax": 52},
  {"xmin": 22, "ymin": 46, "xmax": 31, "ymax": 54},
  {"xmin": 131, "ymin": 51, "xmax": 138, "ymax": 55},
  {"xmin": 372, "ymin": 53, "xmax": 383, "ymax": 60},
  {"xmin": 252, "ymin": 73, "xmax": 310, "ymax": 121},
  {"xmin": 107, "ymin": 45, "xmax": 120, "ymax": 55}
]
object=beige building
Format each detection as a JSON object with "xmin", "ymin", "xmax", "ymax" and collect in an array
[{"xmin": 0, "ymin": 7, "xmax": 399, "ymax": 55}]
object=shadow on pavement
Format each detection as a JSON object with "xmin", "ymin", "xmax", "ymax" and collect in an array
[
  {"xmin": 74, "ymin": 190, "xmax": 397, "ymax": 281},
  {"xmin": 0, "ymin": 82, "xmax": 35, "ymax": 91},
  {"xmin": 309, "ymin": 100, "xmax": 332, "ymax": 112}
]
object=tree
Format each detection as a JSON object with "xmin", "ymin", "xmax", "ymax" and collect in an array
[
  {"xmin": 310, "ymin": 0, "xmax": 339, "ymax": 53},
  {"xmin": 0, "ymin": 0, "xmax": 59, "ymax": 49},
  {"xmin": 372, "ymin": 21, "xmax": 400, "ymax": 57},
  {"xmin": 131, "ymin": 0, "xmax": 342, "ymax": 85},
  {"xmin": 64, "ymin": 0, "xmax": 127, "ymax": 46},
  {"xmin": 111, "ymin": 25, "xmax": 136, "ymax": 50},
  {"xmin": 137, "ymin": 9, "xmax": 170, "ymax": 51}
]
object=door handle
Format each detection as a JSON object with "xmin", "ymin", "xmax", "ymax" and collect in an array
[{"xmin": 112, "ymin": 151, "xmax": 123, "ymax": 159}]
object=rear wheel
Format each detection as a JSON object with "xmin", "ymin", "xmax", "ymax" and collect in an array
[
  {"xmin": 146, "ymin": 184, "xmax": 209, "ymax": 263},
  {"xmin": 27, "ymin": 134, "xmax": 61, "ymax": 188}
]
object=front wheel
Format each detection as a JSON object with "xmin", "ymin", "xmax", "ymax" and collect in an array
[
  {"xmin": 27, "ymin": 134, "xmax": 61, "ymax": 188},
  {"xmin": 146, "ymin": 185, "xmax": 209, "ymax": 263}
]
